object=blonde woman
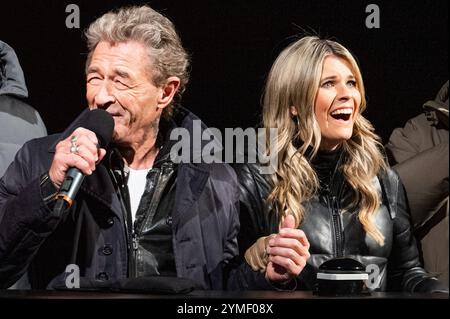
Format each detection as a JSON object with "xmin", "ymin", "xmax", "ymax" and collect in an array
[{"xmin": 232, "ymin": 36, "xmax": 446, "ymax": 292}]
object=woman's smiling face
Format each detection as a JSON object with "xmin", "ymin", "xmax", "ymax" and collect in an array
[{"xmin": 314, "ymin": 55, "xmax": 361, "ymax": 151}]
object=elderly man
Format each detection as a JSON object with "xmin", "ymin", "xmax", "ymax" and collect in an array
[{"xmin": 0, "ymin": 6, "xmax": 239, "ymax": 290}]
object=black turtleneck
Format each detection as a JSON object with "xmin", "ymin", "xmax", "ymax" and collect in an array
[{"xmin": 311, "ymin": 147, "xmax": 344, "ymax": 194}]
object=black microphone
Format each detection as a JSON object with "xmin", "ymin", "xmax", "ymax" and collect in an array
[{"xmin": 53, "ymin": 109, "xmax": 114, "ymax": 215}]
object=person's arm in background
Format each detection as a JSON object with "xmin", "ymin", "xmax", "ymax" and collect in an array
[
  {"xmin": 385, "ymin": 81, "xmax": 448, "ymax": 228},
  {"xmin": 391, "ymin": 141, "xmax": 448, "ymax": 229},
  {"xmin": 1, "ymin": 39, "xmax": 48, "ymax": 177},
  {"xmin": 383, "ymin": 169, "xmax": 447, "ymax": 292}
]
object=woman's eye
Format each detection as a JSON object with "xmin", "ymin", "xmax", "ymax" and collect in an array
[
  {"xmin": 321, "ymin": 81, "xmax": 333, "ymax": 88},
  {"xmin": 347, "ymin": 80, "xmax": 357, "ymax": 87}
]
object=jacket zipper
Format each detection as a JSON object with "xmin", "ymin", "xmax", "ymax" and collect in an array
[
  {"xmin": 330, "ymin": 195, "xmax": 344, "ymax": 257},
  {"xmin": 131, "ymin": 232, "xmax": 138, "ymax": 277},
  {"xmin": 326, "ymin": 152, "xmax": 345, "ymax": 258}
]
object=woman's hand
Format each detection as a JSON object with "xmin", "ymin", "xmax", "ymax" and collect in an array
[{"xmin": 265, "ymin": 214, "xmax": 311, "ymax": 282}]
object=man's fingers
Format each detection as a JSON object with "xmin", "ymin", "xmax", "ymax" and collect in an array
[
  {"xmin": 97, "ymin": 148, "xmax": 107, "ymax": 164},
  {"xmin": 62, "ymin": 153, "xmax": 93, "ymax": 175},
  {"xmin": 72, "ymin": 127, "xmax": 99, "ymax": 145},
  {"xmin": 49, "ymin": 152, "xmax": 93, "ymax": 186},
  {"xmin": 64, "ymin": 129, "xmax": 102, "ymax": 171},
  {"xmin": 72, "ymin": 135, "xmax": 98, "ymax": 155},
  {"xmin": 74, "ymin": 145, "xmax": 97, "ymax": 171}
]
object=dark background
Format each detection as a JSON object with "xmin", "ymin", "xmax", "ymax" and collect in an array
[{"xmin": 0, "ymin": 0, "xmax": 448, "ymax": 143}]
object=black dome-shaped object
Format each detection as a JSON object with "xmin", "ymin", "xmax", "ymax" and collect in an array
[
  {"xmin": 319, "ymin": 257, "xmax": 366, "ymax": 272},
  {"xmin": 316, "ymin": 257, "xmax": 369, "ymax": 296}
]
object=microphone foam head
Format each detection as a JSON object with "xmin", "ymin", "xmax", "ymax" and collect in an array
[{"xmin": 81, "ymin": 109, "xmax": 115, "ymax": 148}]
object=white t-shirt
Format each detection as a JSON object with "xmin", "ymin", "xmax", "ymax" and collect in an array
[{"xmin": 127, "ymin": 167, "xmax": 151, "ymax": 222}]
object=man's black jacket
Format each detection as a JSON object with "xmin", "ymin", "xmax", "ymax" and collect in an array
[{"xmin": 0, "ymin": 108, "xmax": 242, "ymax": 290}]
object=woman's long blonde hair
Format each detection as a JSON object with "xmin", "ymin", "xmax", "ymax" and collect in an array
[{"xmin": 263, "ymin": 36, "xmax": 387, "ymax": 245}]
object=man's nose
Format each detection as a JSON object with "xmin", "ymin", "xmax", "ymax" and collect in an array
[{"xmin": 94, "ymin": 83, "xmax": 116, "ymax": 108}]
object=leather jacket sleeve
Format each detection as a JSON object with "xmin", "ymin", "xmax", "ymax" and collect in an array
[
  {"xmin": 234, "ymin": 163, "xmax": 275, "ymax": 255},
  {"xmin": 383, "ymin": 169, "xmax": 447, "ymax": 293},
  {"xmin": 226, "ymin": 163, "xmax": 278, "ymax": 290}
]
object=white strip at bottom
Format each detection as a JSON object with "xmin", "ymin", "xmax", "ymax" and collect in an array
[{"xmin": 317, "ymin": 273, "xmax": 369, "ymax": 280}]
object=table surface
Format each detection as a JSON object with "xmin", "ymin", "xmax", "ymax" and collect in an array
[{"xmin": 0, "ymin": 289, "xmax": 447, "ymax": 299}]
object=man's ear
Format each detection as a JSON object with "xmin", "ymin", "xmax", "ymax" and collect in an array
[{"xmin": 157, "ymin": 76, "xmax": 181, "ymax": 109}]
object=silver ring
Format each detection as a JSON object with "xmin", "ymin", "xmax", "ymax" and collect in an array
[
  {"xmin": 70, "ymin": 145, "xmax": 79, "ymax": 154},
  {"xmin": 70, "ymin": 136, "xmax": 79, "ymax": 154}
]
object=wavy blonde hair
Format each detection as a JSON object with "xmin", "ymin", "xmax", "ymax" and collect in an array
[{"xmin": 263, "ymin": 36, "xmax": 387, "ymax": 245}]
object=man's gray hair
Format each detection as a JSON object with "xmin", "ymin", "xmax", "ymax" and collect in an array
[{"xmin": 85, "ymin": 5, "xmax": 190, "ymax": 117}]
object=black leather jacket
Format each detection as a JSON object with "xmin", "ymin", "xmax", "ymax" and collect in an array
[
  {"xmin": 107, "ymin": 143, "xmax": 178, "ymax": 279},
  {"xmin": 234, "ymin": 150, "xmax": 445, "ymax": 292}
]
